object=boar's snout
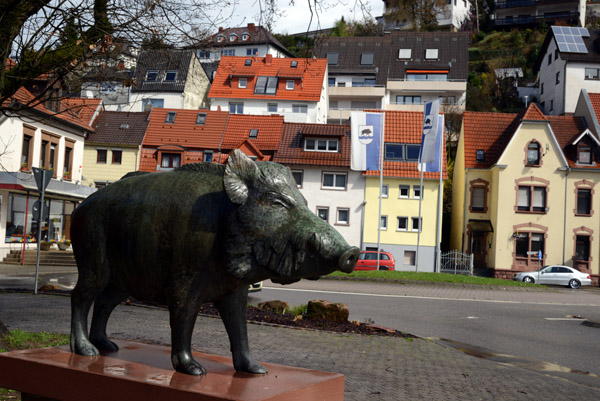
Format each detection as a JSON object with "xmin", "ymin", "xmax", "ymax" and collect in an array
[{"xmin": 339, "ymin": 247, "xmax": 359, "ymax": 273}]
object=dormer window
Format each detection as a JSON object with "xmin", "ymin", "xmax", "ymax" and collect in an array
[
  {"xmin": 244, "ymin": 59, "xmax": 252, "ymax": 66},
  {"xmin": 425, "ymin": 49, "xmax": 439, "ymax": 60},
  {"xmin": 249, "ymin": 129, "xmax": 258, "ymax": 138},
  {"xmin": 239, "ymin": 78, "xmax": 247, "ymax": 88},
  {"xmin": 286, "ymin": 80, "xmax": 295, "ymax": 90},
  {"xmin": 229, "ymin": 34, "xmax": 237, "ymax": 42},
  {"xmin": 476, "ymin": 149, "xmax": 485, "ymax": 162},
  {"xmin": 165, "ymin": 112, "xmax": 176, "ymax": 123},
  {"xmin": 255, "ymin": 76, "xmax": 278, "ymax": 94},
  {"xmin": 217, "ymin": 35, "xmax": 224, "ymax": 43},
  {"xmin": 527, "ymin": 142, "xmax": 540, "ymax": 165},
  {"xmin": 164, "ymin": 70, "xmax": 177, "ymax": 82},
  {"xmin": 398, "ymin": 49, "xmax": 411, "ymax": 59},
  {"xmin": 327, "ymin": 52, "xmax": 339, "ymax": 66},
  {"xmin": 304, "ymin": 138, "xmax": 339, "ymax": 152},
  {"xmin": 196, "ymin": 113, "xmax": 207, "ymax": 124},
  {"xmin": 146, "ymin": 70, "xmax": 158, "ymax": 81},
  {"xmin": 242, "ymin": 33, "xmax": 250, "ymax": 41},
  {"xmin": 578, "ymin": 143, "xmax": 592, "ymax": 164},
  {"xmin": 360, "ymin": 52, "xmax": 374, "ymax": 65},
  {"xmin": 291, "ymin": 60, "xmax": 298, "ymax": 68}
]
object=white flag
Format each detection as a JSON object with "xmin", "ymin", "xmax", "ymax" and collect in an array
[{"xmin": 351, "ymin": 112, "xmax": 382, "ymax": 171}]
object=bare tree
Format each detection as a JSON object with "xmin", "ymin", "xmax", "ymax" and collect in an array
[{"xmin": 383, "ymin": 0, "xmax": 448, "ymax": 31}]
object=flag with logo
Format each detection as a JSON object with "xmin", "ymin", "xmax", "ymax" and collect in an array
[
  {"xmin": 419, "ymin": 101, "xmax": 443, "ymax": 173},
  {"xmin": 351, "ymin": 112, "xmax": 383, "ymax": 171}
]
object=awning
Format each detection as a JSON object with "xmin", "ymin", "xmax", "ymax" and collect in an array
[
  {"xmin": 0, "ymin": 171, "xmax": 96, "ymax": 200},
  {"xmin": 468, "ymin": 219, "xmax": 493, "ymax": 232}
]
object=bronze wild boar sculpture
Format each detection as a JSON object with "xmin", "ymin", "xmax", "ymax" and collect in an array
[{"xmin": 70, "ymin": 150, "xmax": 359, "ymax": 375}]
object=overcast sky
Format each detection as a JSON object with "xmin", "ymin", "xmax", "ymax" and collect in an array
[{"xmin": 228, "ymin": 0, "xmax": 384, "ymax": 35}]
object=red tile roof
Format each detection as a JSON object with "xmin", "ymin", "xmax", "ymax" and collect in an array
[
  {"xmin": 274, "ymin": 123, "xmax": 350, "ymax": 167},
  {"xmin": 588, "ymin": 92, "xmax": 600, "ymax": 128},
  {"xmin": 521, "ymin": 102, "xmax": 547, "ymax": 121},
  {"xmin": 220, "ymin": 113, "xmax": 284, "ymax": 150},
  {"xmin": 208, "ymin": 56, "xmax": 327, "ymax": 102},
  {"xmin": 143, "ymin": 108, "xmax": 229, "ymax": 149},
  {"xmin": 363, "ymin": 110, "xmax": 448, "ymax": 179}
]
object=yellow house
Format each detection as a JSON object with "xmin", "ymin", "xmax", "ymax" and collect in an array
[
  {"xmin": 82, "ymin": 111, "xmax": 150, "ymax": 188},
  {"xmin": 451, "ymin": 103, "xmax": 600, "ymax": 285},
  {"xmin": 363, "ymin": 111, "xmax": 447, "ymax": 272}
]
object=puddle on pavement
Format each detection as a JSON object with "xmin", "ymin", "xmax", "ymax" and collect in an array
[{"xmin": 433, "ymin": 337, "xmax": 600, "ymax": 384}]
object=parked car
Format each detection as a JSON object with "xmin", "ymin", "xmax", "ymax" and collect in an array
[
  {"xmin": 356, "ymin": 250, "xmax": 395, "ymax": 271},
  {"xmin": 513, "ymin": 265, "xmax": 591, "ymax": 289},
  {"xmin": 249, "ymin": 282, "xmax": 263, "ymax": 292}
]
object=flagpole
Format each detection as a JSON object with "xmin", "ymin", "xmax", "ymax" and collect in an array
[
  {"xmin": 376, "ymin": 112, "xmax": 385, "ymax": 270},
  {"xmin": 416, "ymin": 168, "xmax": 423, "ymax": 273},
  {"xmin": 435, "ymin": 115, "xmax": 444, "ymax": 273}
]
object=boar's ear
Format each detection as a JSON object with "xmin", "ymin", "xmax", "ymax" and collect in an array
[{"xmin": 224, "ymin": 149, "xmax": 261, "ymax": 205}]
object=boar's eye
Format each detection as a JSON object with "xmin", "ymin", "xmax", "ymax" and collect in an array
[{"xmin": 263, "ymin": 192, "xmax": 295, "ymax": 209}]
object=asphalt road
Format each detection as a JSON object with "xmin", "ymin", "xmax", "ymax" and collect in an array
[{"xmin": 251, "ymin": 281, "xmax": 600, "ymax": 377}]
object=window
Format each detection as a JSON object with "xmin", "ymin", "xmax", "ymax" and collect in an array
[
  {"xmin": 336, "ymin": 208, "xmax": 349, "ymax": 225},
  {"xmin": 20, "ymin": 131, "xmax": 34, "ymax": 170},
  {"xmin": 164, "ymin": 70, "xmax": 177, "ymax": 82},
  {"xmin": 577, "ymin": 189, "xmax": 592, "ymax": 215},
  {"xmin": 412, "ymin": 217, "xmax": 422, "ymax": 232},
  {"xmin": 556, "ymin": 71, "xmax": 560, "ymax": 85},
  {"xmin": 527, "ymin": 142, "xmax": 540, "ymax": 165},
  {"xmin": 541, "ymin": 83, "xmax": 544, "ymax": 95},
  {"xmin": 360, "ymin": 52, "xmax": 374, "ymax": 65},
  {"xmin": 246, "ymin": 48, "xmax": 258, "ymax": 55},
  {"xmin": 407, "ymin": 72, "xmax": 447, "ymax": 81},
  {"xmin": 381, "ymin": 185, "xmax": 388, "ymax": 198},
  {"xmin": 266, "ymin": 103, "xmax": 278, "ymax": 113},
  {"xmin": 255, "ymin": 76, "xmax": 278, "ymax": 94},
  {"xmin": 476, "ymin": 150, "xmax": 485, "ymax": 162},
  {"xmin": 229, "ymin": 102, "xmax": 244, "ymax": 114},
  {"xmin": 229, "ymin": 34, "xmax": 237, "ymax": 42},
  {"xmin": 585, "ymin": 68, "xmax": 600, "ymax": 80},
  {"xmin": 550, "ymin": 100, "xmax": 554, "ymax": 112},
  {"xmin": 517, "ymin": 186, "xmax": 546, "ymax": 212},
  {"xmin": 112, "ymin": 150, "xmax": 122, "ymax": 165},
  {"xmin": 384, "ymin": 144, "xmax": 420, "ymax": 161},
  {"xmin": 317, "ymin": 207, "xmax": 329, "ymax": 222},
  {"xmin": 161, "ymin": 153, "xmax": 181, "ymax": 168},
  {"xmin": 413, "ymin": 185, "xmax": 422, "ymax": 199},
  {"xmin": 548, "ymin": 53, "xmax": 552, "ymax": 65},
  {"xmin": 97, "ymin": 149, "xmax": 107, "ymax": 164},
  {"xmin": 578, "ymin": 143, "xmax": 592, "ymax": 164},
  {"xmin": 63, "ymin": 141, "xmax": 73, "ymax": 178},
  {"xmin": 515, "ymin": 232, "xmax": 544, "ymax": 259},
  {"xmin": 239, "ymin": 78, "xmax": 247, "ymax": 88},
  {"xmin": 328, "ymin": 77, "xmax": 336, "ymax": 87},
  {"xmin": 203, "ymin": 150, "xmax": 213, "ymax": 162},
  {"xmin": 242, "ymin": 34, "xmax": 250, "ymax": 41},
  {"xmin": 397, "ymin": 216, "xmax": 408, "ymax": 231},
  {"xmin": 380, "ymin": 215, "xmax": 388, "ymax": 230},
  {"xmin": 292, "ymin": 104, "xmax": 308, "ymax": 113},
  {"xmin": 322, "ymin": 172, "xmax": 347, "ymax": 190},
  {"xmin": 165, "ymin": 112, "xmax": 176, "ymax": 123},
  {"xmin": 217, "ymin": 35, "xmax": 224, "ymax": 43},
  {"xmin": 221, "ymin": 49, "xmax": 235, "ymax": 56},
  {"xmin": 439, "ymin": 96, "xmax": 456, "ymax": 105},
  {"xmin": 555, "ymin": 49, "xmax": 559, "ymax": 61},
  {"xmin": 145, "ymin": 70, "xmax": 158, "ymax": 81},
  {"xmin": 249, "ymin": 129, "xmax": 258, "ymax": 138},
  {"xmin": 404, "ymin": 251, "xmax": 416, "ymax": 266},
  {"xmin": 198, "ymin": 50, "xmax": 211, "ymax": 59},
  {"xmin": 471, "ymin": 187, "xmax": 485, "ymax": 212},
  {"xmin": 143, "ymin": 98, "xmax": 164, "ymax": 111},
  {"xmin": 396, "ymin": 95, "xmax": 421, "ymax": 105},
  {"xmin": 291, "ymin": 60, "xmax": 298, "ymax": 68},
  {"xmin": 398, "ymin": 49, "xmax": 411, "ymax": 59},
  {"xmin": 425, "ymin": 49, "xmax": 438, "ymax": 59},
  {"xmin": 196, "ymin": 113, "xmax": 207, "ymax": 124},
  {"xmin": 39, "ymin": 133, "xmax": 58, "ymax": 175},
  {"xmin": 575, "ymin": 236, "xmax": 590, "ymax": 261},
  {"xmin": 399, "ymin": 185, "xmax": 409, "ymax": 198},
  {"xmin": 286, "ymin": 80, "xmax": 295, "ymax": 90},
  {"xmin": 244, "ymin": 59, "xmax": 252, "ymax": 66},
  {"xmin": 304, "ymin": 138, "xmax": 339, "ymax": 152},
  {"xmin": 327, "ymin": 52, "xmax": 339, "ymax": 65},
  {"xmin": 292, "ymin": 170, "xmax": 303, "ymax": 187}
]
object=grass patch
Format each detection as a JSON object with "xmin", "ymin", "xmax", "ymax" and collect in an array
[
  {"xmin": 1, "ymin": 330, "xmax": 69, "ymax": 400},
  {"xmin": 327, "ymin": 270, "xmax": 538, "ymax": 287}
]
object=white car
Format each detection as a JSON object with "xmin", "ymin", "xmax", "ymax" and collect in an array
[{"xmin": 513, "ymin": 265, "xmax": 592, "ymax": 289}]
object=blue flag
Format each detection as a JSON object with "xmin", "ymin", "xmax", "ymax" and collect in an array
[{"xmin": 351, "ymin": 112, "xmax": 383, "ymax": 171}]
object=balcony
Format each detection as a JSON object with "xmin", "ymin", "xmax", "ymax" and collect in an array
[
  {"xmin": 495, "ymin": 0, "xmax": 577, "ymax": 8},
  {"xmin": 493, "ymin": 11, "xmax": 581, "ymax": 26},
  {"xmin": 386, "ymin": 79, "xmax": 466, "ymax": 93},
  {"xmin": 328, "ymin": 85, "xmax": 385, "ymax": 99}
]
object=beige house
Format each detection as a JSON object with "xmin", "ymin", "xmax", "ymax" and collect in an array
[
  {"xmin": 451, "ymin": 103, "xmax": 600, "ymax": 285},
  {"xmin": 82, "ymin": 111, "xmax": 149, "ymax": 188}
]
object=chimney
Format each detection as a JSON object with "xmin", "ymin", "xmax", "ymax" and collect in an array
[
  {"xmin": 265, "ymin": 54, "xmax": 272, "ymax": 65},
  {"xmin": 247, "ymin": 23, "xmax": 256, "ymax": 33},
  {"xmin": 218, "ymin": 27, "xmax": 224, "ymax": 33}
]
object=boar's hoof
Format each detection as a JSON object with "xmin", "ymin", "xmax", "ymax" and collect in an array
[
  {"xmin": 236, "ymin": 358, "xmax": 268, "ymax": 375},
  {"xmin": 71, "ymin": 339, "xmax": 99, "ymax": 357},
  {"xmin": 172, "ymin": 354, "xmax": 207, "ymax": 376},
  {"xmin": 90, "ymin": 336, "xmax": 120, "ymax": 352}
]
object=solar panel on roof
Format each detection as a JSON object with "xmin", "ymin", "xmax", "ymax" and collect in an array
[{"xmin": 552, "ymin": 26, "xmax": 589, "ymax": 54}]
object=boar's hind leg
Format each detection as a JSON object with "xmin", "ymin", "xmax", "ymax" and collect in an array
[
  {"xmin": 70, "ymin": 274, "xmax": 107, "ymax": 356},
  {"xmin": 214, "ymin": 287, "xmax": 267, "ymax": 374},
  {"xmin": 169, "ymin": 293, "xmax": 206, "ymax": 375},
  {"xmin": 89, "ymin": 284, "xmax": 129, "ymax": 352}
]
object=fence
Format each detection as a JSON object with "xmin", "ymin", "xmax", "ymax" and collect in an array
[{"xmin": 440, "ymin": 251, "xmax": 473, "ymax": 276}]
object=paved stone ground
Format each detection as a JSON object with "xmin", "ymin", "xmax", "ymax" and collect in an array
[{"xmin": 2, "ymin": 292, "xmax": 600, "ymax": 400}]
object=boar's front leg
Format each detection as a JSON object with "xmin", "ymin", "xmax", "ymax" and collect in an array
[
  {"xmin": 168, "ymin": 290, "xmax": 206, "ymax": 375},
  {"xmin": 214, "ymin": 286, "xmax": 267, "ymax": 374}
]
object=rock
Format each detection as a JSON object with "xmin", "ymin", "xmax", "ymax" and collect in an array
[
  {"xmin": 38, "ymin": 284, "xmax": 61, "ymax": 292},
  {"xmin": 257, "ymin": 300, "xmax": 290, "ymax": 312},
  {"xmin": 0, "ymin": 319, "xmax": 9, "ymax": 338},
  {"xmin": 306, "ymin": 300, "xmax": 349, "ymax": 322}
]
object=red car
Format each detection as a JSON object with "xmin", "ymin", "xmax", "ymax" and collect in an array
[{"xmin": 355, "ymin": 251, "xmax": 396, "ymax": 271}]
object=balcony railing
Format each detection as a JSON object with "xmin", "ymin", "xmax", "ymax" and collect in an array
[
  {"xmin": 495, "ymin": 0, "xmax": 577, "ymax": 8},
  {"xmin": 493, "ymin": 12, "xmax": 580, "ymax": 26}
]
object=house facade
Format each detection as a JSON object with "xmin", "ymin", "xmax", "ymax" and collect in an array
[
  {"xmin": 273, "ymin": 123, "xmax": 364, "ymax": 248},
  {"xmin": 535, "ymin": 26, "xmax": 600, "ymax": 116},
  {"xmin": 379, "ymin": 0, "xmax": 470, "ymax": 31},
  {"xmin": 362, "ymin": 111, "xmax": 447, "ymax": 272},
  {"xmin": 82, "ymin": 111, "xmax": 150, "ymax": 188},
  {"xmin": 208, "ymin": 55, "xmax": 328, "ymax": 124},
  {"xmin": 451, "ymin": 103, "xmax": 600, "ymax": 285},
  {"xmin": 0, "ymin": 89, "xmax": 98, "ymax": 258},
  {"xmin": 312, "ymin": 32, "xmax": 468, "ymax": 123},
  {"xmin": 493, "ymin": 0, "xmax": 585, "ymax": 28}
]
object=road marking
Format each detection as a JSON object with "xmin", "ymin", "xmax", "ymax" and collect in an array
[
  {"xmin": 262, "ymin": 286, "xmax": 600, "ymax": 307},
  {"xmin": 544, "ymin": 318, "xmax": 583, "ymax": 321}
]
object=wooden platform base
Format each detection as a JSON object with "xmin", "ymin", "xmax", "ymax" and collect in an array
[{"xmin": 0, "ymin": 340, "xmax": 344, "ymax": 401}]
